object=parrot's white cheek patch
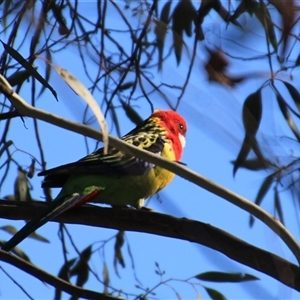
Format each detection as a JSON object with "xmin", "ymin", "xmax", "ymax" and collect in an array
[{"xmin": 179, "ymin": 133, "xmax": 186, "ymax": 148}]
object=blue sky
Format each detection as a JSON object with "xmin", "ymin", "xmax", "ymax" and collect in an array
[{"xmin": 1, "ymin": 1, "xmax": 300, "ymax": 299}]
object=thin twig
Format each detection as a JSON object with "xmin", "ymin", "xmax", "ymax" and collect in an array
[
  {"xmin": 0, "ymin": 250, "xmax": 117, "ymax": 300},
  {"xmin": 1, "ymin": 77, "xmax": 300, "ymax": 265},
  {"xmin": 0, "ymin": 201, "xmax": 300, "ymax": 292}
]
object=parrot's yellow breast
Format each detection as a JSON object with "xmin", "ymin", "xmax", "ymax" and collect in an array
[
  {"xmin": 150, "ymin": 141, "xmax": 176, "ymax": 192},
  {"xmin": 57, "ymin": 141, "xmax": 177, "ymax": 208}
]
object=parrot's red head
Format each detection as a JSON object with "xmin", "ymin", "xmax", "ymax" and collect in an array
[{"xmin": 151, "ymin": 110, "xmax": 187, "ymax": 160}]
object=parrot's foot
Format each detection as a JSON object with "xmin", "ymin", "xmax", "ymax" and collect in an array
[
  {"xmin": 112, "ymin": 205, "xmax": 133, "ymax": 209},
  {"xmin": 140, "ymin": 206, "xmax": 154, "ymax": 212}
]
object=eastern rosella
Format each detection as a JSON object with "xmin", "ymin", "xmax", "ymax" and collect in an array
[{"xmin": 2, "ymin": 110, "xmax": 187, "ymax": 251}]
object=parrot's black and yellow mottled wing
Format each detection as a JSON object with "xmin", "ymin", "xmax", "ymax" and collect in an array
[{"xmin": 39, "ymin": 132, "xmax": 166, "ymax": 188}]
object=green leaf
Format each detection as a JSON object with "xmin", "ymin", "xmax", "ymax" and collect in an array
[
  {"xmin": 114, "ymin": 230, "xmax": 125, "ymax": 277},
  {"xmin": 283, "ymin": 81, "xmax": 300, "ymax": 113},
  {"xmin": 172, "ymin": 0, "xmax": 196, "ymax": 64},
  {"xmin": 1, "ymin": 40, "xmax": 58, "ymax": 100},
  {"xmin": 175, "ymin": 291, "xmax": 182, "ymax": 300},
  {"xmin": 0, "ymin": 225, "xmax": 18, "ymax": 235},
  {"xmin": 242, "ymin": 89, "xmax": 262, "ymax": 136},
  {"xmin": 234, "ymin": 89, "xmax": 263, "ymax": 176},
  {"xmin": 0, "ymin": 240, "xmax": 31, "ymax": 262},
  {"xmin": 296, "ymin": 53, "xmax": 300, "ymax": 66},
  {"xmin": 195, "ymin": 271, "xmax": 259, "ymax": 282},
  {"xmin": 110, "ymin": 105, "xmax": 121, "ymax": 138},
  {"xmin": 55, "ymin": 258, "xmax": 76, "ymax": 300},
  {"xmin": 161, "ymin": 1, "xmax": 172, "ymax": 25},
  {"xmin": 231, "ymin": 158, "xmax": 268, "ymax": 171},
  {"xmin": 11, "ymin": 246, "xmax": 31, "ymax": 262},
  {"xmin": 0, "ymin": 225, "xmax": 49, "ymax": 243},
  {"xmin": 250, "ymin": 175, "xmax": 273, "ymax": 226},
  {"xmin": 172, "ymin": 3, "xmax": 184, "ymax": 64},
  {"xmin": 274, "ymin": 187, "xmax": 284, "ymax": 224},
  {"xmin": 120, "ymin": 100, "xmax": 143, "ymax": 125},
  {"xmin": 229, "ymin": 0, "xmax": 247, "ymax": 21},
  {"xmin": 27, "ymin": 231, "xmax": 50, "ymax": 243},
  {"xmin": 254, "ymin": 175, "xmax": 273, "ymax": 206},
  {"xmin": 37, "ymin": 47, "xmax": 52, "ymax": 99},
  {"xmin": 14, "ymin": 167, "xmax": 32, "ymax": 202},
  {"xmin": 58, "ymin": 258, "xmax": 77, "ymax": 280},
  {"xmin": 7, "ymin": 70, "xmax": 32, "ymax": 87},
  {"xmin": 276, "ymin": 90, "xmax": 300, "ymax": 142},
  {"xmin": 70, "ymin": 245, "xmax": 92, "ymax": 287},
  {"xmin": 102, "ymin": 262, "xmax": 110, "ymax": 294},
  {"xmin": 204, "ymin": 287, "xmax": 227, "ymax": 300},
  {"xmin": 118, "ymin": 81, "xmax": 134, "ymax": 91},
  {"xmin": 155, "ymin": 1, "xmax": 172, "ymax": 70},
  {"xmin": 253, "ymin": 2, "xmax": 278, "ymax": 52}
]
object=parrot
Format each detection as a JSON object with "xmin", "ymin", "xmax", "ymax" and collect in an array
[{"xmin": 2, "ymin": 109, "xmax": 187, "ymax": 251}]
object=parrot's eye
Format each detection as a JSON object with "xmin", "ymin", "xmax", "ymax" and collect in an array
[{"xmin": 178, "ymin": 123, "xmax": 185, "ymax": 132}]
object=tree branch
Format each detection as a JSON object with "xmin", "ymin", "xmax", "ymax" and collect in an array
[
  {"xmin": 0, "ymin": 200, "xmax": 299, "ymax": 292},
  {"xmin": 0, "ymin": 247, "xmax": 118, "ymax": 300},
  {"xmin": 0, "ymin": 76, "xmax": 300, "ymax": 265}
]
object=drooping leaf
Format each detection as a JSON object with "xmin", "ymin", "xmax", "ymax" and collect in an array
[
  {"xmin": 14, "ymin": 167, "xmax": 32, "ymax": 202},
  {"xmin": 172, "ymin": 5, "xmax": 184, "ymax": 64},
  {"xmin": 172, "ymin": 0, "xmax": 196, "ymax": 64},
  {"xmin": 0, "ymin": 40, "xmax": 58, "ymax": 100},
  {"xmin": 27, "ymin": 231, "xmax": 50, "ymax": 243},
  {"xmin": 233, "ymin": 136, "xmax": 252, "ymax": 176},
  {"xmin": 198, "ymin": 0, "xmax": 221, "ymax": 24},
  {"xmin": 234, "ymin": 89, "xmax": 264, "ymax": 175},
  {"xmin": 109, "ymin": 104, "xmax": 122, "ymax": 138},
  {"xmin": 0, "ymin": 225, "xmax": 18, "ymax": 235},
  {"xmin": 175, "ymin": 291, "xmax": 182, "ymax": 300},
  {"xmin": 274, "ymin": 186, "xmax": 284, "ymax": 225},
  {"xmin": 53, "ymin": 65, "xmax": 109, "ymax": 154},
  {"xmin": 195, "ymin": 271, "xmax": 259, "ymax": 282},
  {"xmin": 269, "ymin": 0, "xmax": 295, "ymax": 56},
  {"xmin": 204, "ymin": 287, "xmax": 227, "ymax": 300},
  {"xmin": 296, "ymin": 53, "xmax": 300, "ymax": 66},
  {"xmin": 55, "ymin": 258, "xmax": 76, "ymax": 300},
  {"xmin": 254, "ymin": 175, "xmax": 274, "ymax": 206},
  {"xmin": 250, "ymin": 175, "xmax": 274, "ymax": 227},
  {"xmin": 231, "ymin": 158, "xmax": 268, "ymax": 171},
  {"xmin": 0, "ymin": 240, "xmax": 31, "ymax": 262},
  {"xmin": 253, "ymin": 2, "xmax": 278, "ymax": 52},
  {"xmin": 37, "ymin": 47, "xmax": 52, "ymax": 99},
  {"xmin": 118, "ymin": 81, "xmax": 135, "ymax": 91},
  {"xmin": 161, "ymin": 1, "xmax": 172, "ymax": 26},
  {"xmin": 179, "ymin": 0, "xmax": 196, "ymax": 37},
  {"xmin": 27, "ymin": 159, "xmax": 35, "ymax": 179},
  {"xmin": 283, "ymin": 81, "xmax": 300, "ymax": 113},
  {"xmin": 154, "ymin": 1, "xmax": 172, "ymax": 70},
  {"xmin": 120, "ymin": 100, "xmax": 143, "ymax": 125},
  {"xmin": 51, "ymin": 3, "xmax": 70, "ymax": 36},
  {"xmin": 7, "ymin": 70, "xmax": 32, "ymax": 87},
  {"xmin": 102, "ymin": 262, "xmax": 110, "ymax": 294},
  {"xmin": 0, "ymin": 224, "xmax": 49, "ymax": 243},
  {"xmin": 242, "ymin": 89, "xmax": 262, "ymax": 136},
  {"xmin": 58, "ymin": 258, "xmax": 77, "ymax": 281},
  {"xmin": 70, "ymin": 245, "xmax": 92, "ymax": 287},
  {"xmin": 276, "ymin": 90, "xmax": 300, "ymax": 142},
  {"xmin": 229, "ymin": 0, "xmax": 252, "ymax": 21},
  {"xmin": 114, "ymin": 230, "xmax": 125, "ymax": 277}
]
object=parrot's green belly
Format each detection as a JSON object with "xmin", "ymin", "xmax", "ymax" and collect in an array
[
  {"xmin": 57, "ymin": 144, "xmax": 176, "ymax": 208},
  {"xmin": 60, "ymin": 167, "xmax": 173, "ymax": 208}
]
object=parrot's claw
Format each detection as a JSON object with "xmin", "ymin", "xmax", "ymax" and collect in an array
[{"xmin": 140, "ymin": 206, "xmax": 154, "ymax": 212}]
